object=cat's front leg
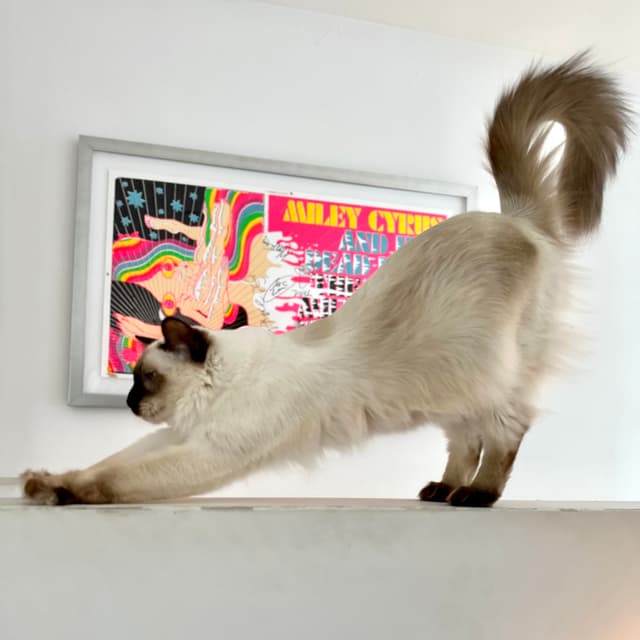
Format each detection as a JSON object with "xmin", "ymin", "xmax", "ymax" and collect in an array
[
  {"xmin": 22, "ymin": 441, "xmax": 244, "ymax": 504},
  {"xmin": 21, "ymin": 428, "xmax": 187, "ymax": 505}
]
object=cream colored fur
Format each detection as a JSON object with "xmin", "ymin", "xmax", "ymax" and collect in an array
[{"xmin": 22, "ymin": 53, "xmax": 632, "ymax": 507}]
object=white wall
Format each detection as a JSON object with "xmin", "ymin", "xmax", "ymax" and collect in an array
[
  {"xmin": 2, "ymin": 0, "xmax": 640, "ymax": 500},
  {"xmin": 262, "ymin": 0, "xmax": 640, "ymax": 72}
]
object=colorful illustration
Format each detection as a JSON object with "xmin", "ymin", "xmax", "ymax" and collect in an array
[
  {"xmin": 261, "ymin": 194, "xmax": 447, "ymax": 329},
  {"xmin": 108, "ymin": 178, "xmax": 447, "ymax": 374}
]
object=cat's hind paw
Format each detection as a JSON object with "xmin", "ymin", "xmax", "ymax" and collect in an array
[
  {"xmin": 418, "ymin": 481, "xmax": 453, "ymax": 502},
  {"xmin": 447, "ymin": 486, "xmax": 499, "ymax": 508}
]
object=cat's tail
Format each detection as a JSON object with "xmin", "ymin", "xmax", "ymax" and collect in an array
[{"xmin": 486, "ymin": 52, "xmax": 632, "ymax": 241}]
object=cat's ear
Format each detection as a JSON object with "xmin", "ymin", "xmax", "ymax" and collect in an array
[
  {"xmin": 136, "ymin": 335, "xmax": 155, "ymax": 346},
  {"xmin": 160, "ymin": 318, "xmax": 210, "ymax": 363}
]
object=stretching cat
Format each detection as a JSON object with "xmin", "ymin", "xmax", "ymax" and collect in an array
[{"xmin": 23, "ymin": 53, "xmax": 631, "ymax": 507}]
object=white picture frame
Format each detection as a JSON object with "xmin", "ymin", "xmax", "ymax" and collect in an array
[{"xmin": 68, "ymin": 136, "xmax": 477, "ymax": 407}]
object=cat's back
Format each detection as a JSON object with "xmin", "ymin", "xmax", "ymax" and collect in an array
[
  {"xmin": 338, "ymin": 210, "xmax": 544, "ymax": 325},
  {"xmin": 325, "ymin": 210, "xmax": 562, "ymax": 410}
]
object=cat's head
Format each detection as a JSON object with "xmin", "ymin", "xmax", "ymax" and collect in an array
[{"xmin": 126, "ymin": 318, "xmax": 211, "ymax": 424}]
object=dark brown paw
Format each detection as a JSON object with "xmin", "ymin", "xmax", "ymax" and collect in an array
[
  {"xmin": 447, "ymin": 486, "xmax": 499, "ymax": 508},
  {"xmin": 21, "ymin": 470, "xmax": 59, "ymax": 505},
  {"xmin": 418, "ymin": 481, "xmax": 453, "ymax": 502},
  {"xmin": 53, "ymin": 486, "xmax": 82, "ymax": 505},
  {"xmin": 21, "ymin": 470, "xmax": 90, "ymax": 506}
]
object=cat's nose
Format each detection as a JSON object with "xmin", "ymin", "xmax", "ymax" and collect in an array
[{"xmin": 126, "ymin": 391, "xmax": 140, "ymax": 415}]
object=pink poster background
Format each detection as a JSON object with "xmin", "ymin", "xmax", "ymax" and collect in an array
[{"xmin": 263, "ymin": 194, "xmax": 446, "ymax": 328}]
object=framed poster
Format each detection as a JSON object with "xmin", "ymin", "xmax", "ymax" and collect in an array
[{"xmin": 68, "ymin": 136, "xmax": 477, "ymax": 407}]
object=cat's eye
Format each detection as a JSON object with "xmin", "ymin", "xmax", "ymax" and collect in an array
[{"xmin": 144, "ymin": 371, "xmax": 157, "ymax": 383}]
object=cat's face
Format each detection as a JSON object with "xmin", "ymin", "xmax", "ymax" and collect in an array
[{"xmin": 126, "ymin": 318, "xmax": 210, "ymax": 424}]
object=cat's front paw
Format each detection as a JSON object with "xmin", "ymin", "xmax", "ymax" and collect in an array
[
  {"xmin": 21, "ymin": 469, "xmax": 83, "ymax": 506},
  {"xmin": 418, "ymin": 481, "xmax": 453, "ymax": 502},
  {"xmin": 447, "ymin": 486, "xmax": 499, "ymax": 508},
  {"xmin": 21, "ymin": 469, "xmax": 60, "ymax": 505}
]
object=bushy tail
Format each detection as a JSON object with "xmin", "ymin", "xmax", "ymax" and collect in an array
[{"xmin": 487, "ymin": 52, "xmax": 632, "ymax": 240}]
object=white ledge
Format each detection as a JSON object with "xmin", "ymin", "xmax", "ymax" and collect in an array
[
  {"xmin": 3, "ymin": 495, "xmax": 639, "ymax": 639},
  {"xmin": 1, "ymin": 497, "xmax": 640, "ymax": 511}
]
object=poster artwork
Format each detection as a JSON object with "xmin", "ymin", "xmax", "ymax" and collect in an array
[{"xmin": 108, "ymin": 178, "xmax": 447, "ymax": 374}]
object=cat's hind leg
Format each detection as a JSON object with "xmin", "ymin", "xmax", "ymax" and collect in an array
[{"xmin": 446, "ymin": 404, "xmax": 531, "ymax": 507}]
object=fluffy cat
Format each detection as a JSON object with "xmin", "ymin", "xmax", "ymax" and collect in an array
[{"xmin": 23, "ymin": 53, "xmax": 631, "ymax": 507}]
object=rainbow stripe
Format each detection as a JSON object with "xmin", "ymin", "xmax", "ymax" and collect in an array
[
  {"xmin": 114, "ymin": 241, "xmax": 194, "ymax": 282},
  {"xmin": 204, "ymin": 188, "xmax": 217, "ymax": 247},
  {"xmin": 202, "ymin": 189, "xmax": 265, "ymax": 281},
  {"xmin": 109, "ymin": 330, "xmax": 136, "ymax": 373},
  {"xmin": 223, "ymin": 303, "xmax": 241, "ymax": 325},
  {"xmin": 225, "ymin": 199, "xmax": 264, "ymax": 280},
  {"xmin": 113, "ymin": 236, "xmax": 143, "ymax": 251},
  {"xmin": 223, "ymin": 191, "xmax": 239, "ymax": 248}
]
